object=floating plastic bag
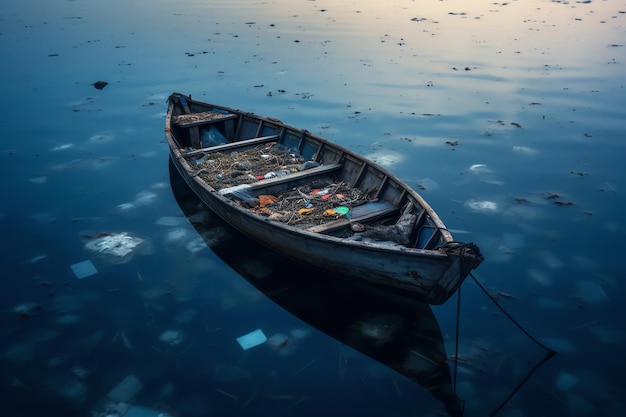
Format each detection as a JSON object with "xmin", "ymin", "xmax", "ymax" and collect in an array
[
  {"xmin": 85, "ymin": 233, "xmax": 144, "ymax": 257},
  {"xmin": 200, "ymin": 126, "xmax": 228, "ymax": 147}
]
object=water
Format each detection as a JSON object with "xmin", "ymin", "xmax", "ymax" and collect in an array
[{"xmin": 1, "ymin": 0, "xmax": 625, "ymax": 415}]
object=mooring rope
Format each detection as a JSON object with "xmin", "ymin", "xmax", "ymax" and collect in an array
[
  {"xmin": 465, "ymin": 271, "xmax": 558, "ymax": 416},
  {"xmin": 469, "ymin": 271, "xmax": 557, "ymax": 353},
  {"xmin": 453, "ymin": 283, "xmax": 466, "ymax": 416},
  {"xmin": 488, "ymin": 349, "xmax": 556, "ymax": 417},
  {"xmin": 454, "ymin": 284, "xmax": 461, "ymax": 392}
]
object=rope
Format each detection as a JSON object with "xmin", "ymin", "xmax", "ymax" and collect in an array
[
  {"xmin": 453, "ymin": 282, "xmax": 466, "ymax": 416},
  {"xmin": 489, "ymin": 349, "xmax": 556, "ymax": 417},
  {"xmin": 454, "ymin": 284, "xmax": 461, "ymax": 392},
  {"xmin": 469, "ymin": 272, "xmax": 557, "ymax": 353},
  {"xmin": 468, "ymin": 271, "xmax": 558, "ymax": 416}
]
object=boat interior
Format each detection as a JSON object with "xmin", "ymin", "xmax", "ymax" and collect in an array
[{"xmin": 168, "ymin": 97, "xmax": 446, "ymax": 250}]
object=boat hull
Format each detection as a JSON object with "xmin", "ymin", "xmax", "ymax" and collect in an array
[{"xmin": 165, "ymin": 93, "xmax": 482, "ymax": 304}]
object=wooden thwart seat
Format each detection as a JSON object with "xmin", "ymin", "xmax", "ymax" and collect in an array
[
  {"xmin": 306, "ymin": 204, "xmax": 398, "ymax": 234},
  {"xmin": 183, "ymin": 135, "xmax": 279, "ymax": 158},
  {"xmin": 219, "ymin": 163, "xmax": 343, "ymax": 196}
]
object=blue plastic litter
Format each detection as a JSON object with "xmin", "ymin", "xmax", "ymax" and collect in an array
[
  {"xmin": 70, "ymin": 260, "xmax": 98, "ymax": 279},
  {"xmin": 236, "ymin": 328, "xmax": 267, "ymax": 350}
]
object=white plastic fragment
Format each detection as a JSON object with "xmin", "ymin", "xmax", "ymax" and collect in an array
[
  {"xmin": 159, "ymin": 330, "xmax": 183, "ymax": 346},
  {"xmin": 85, "ymin": 233, "xmax": 144, "ymax": 257},
  {"xmin": 236, "ymin": 328, "xmax": 267, "ymax": 350},
  {"xmin": 71, "ymin": 260, "xmax": 98, "ymax": 279},
  {"xmin": 219, "ymin": 183, "xmax": 252, "ymax": 195}
]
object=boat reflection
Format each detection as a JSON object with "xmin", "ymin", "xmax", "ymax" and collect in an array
[{"xmin": 170, "ymin": 160, "xmax": 463, "ymax": 417}]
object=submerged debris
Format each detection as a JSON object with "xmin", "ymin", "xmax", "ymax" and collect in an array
[{"xmin": 13, "ymin": 302, "xmax": 43, "ymax": 318}]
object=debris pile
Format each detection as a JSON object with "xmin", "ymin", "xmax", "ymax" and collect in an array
[
  {"xmin": 194, "ymin": 142, "xmax": 304, "ymax": 188},
  {"xmin": 248, "ymin": 182, "xmax": 365, "ymax": 228},
  {"xmin": 191, "ymin": 143, "xmax": 373, "ymax": 228}
]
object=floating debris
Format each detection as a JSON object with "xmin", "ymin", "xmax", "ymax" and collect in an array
[
  {"xmin": 159, "ymin": 330, "xmax": 184, "ymax": 346},
  {"xmin": 554, "ymin": 201, "xmax": 573, "ymax": 207},
  {"xmin": 236, "ymin": 328, "xmax": 267, "ymax": 350},
  {"xmin": 84, "ymin": 232, "xmax": 144, "ymax": 257},
  {"xmin": 70, "ymin": 259, "xmax": 98, "ymax": 279},
  {"xmin": 267, "ymin": 333, "xmax": 295, "ymax": 357},
  {"xmin": 468, "ymin": 163, "xmax": 492, "ymax": 174},
  {"xmin": 93, "ymin": 80, "xmax": 108, "ymax": 90},
  {"xmin": 464, "ymin": 199, "xmax": 499, "ymax": 213},
  {"xmin": 50, "ymin": 143, "xmax": 74, "ymax": 151},
  {"xmin": 416, "ymin": 177, "xmax": 439, "ymax": 191},
  {"xmin": 13, "ymin": 302, "xmax": 43, "ymax": 318},
  {"xmin": 27, "ymin": 254, "xmax": 48, "ymax": 264},
  {"xmin": 108, "ymin": 374, "xmax": 143, "ymax": 402},
  {"xmin": 512, "ymin": 145, "xmax": 538, "ymax": 156},
  {"xmin": 58, "ymin": 379, "xmax": 88, "ymax": 405}
]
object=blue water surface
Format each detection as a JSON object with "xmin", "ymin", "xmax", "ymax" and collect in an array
[{"xmin": 1, "ymin": 1, "xmax": 625, "ymax": 416}]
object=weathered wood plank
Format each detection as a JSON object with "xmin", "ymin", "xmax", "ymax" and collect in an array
[
  {"xmin": 173, "ymin": 111, "xmax": 237, "ymax": 128},
  {"xmin": 218, "ymin": 163, "xmax": 343, "ymax": 195},
  {"xmin": 306, "ymin": 206, "xmax": 398, "ymax": 234},
  {"xmin": 183, "ymin": 135, "xmax": 279, "ymax": 158}
]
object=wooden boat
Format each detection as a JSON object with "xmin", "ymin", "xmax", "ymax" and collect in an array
[
  {"xmin": 165, "ymin": 93, "xmax": 483, "ymax": 304},
  {"xmin": 169, "ymin": 167, "xmax": 464, "ymax": 416}
]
